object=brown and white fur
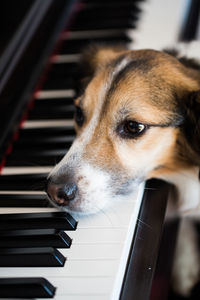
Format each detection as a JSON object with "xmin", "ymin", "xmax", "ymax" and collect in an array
[{"xmin": 47, "ymin": 45, "xmax": 200, "ymax": 296}]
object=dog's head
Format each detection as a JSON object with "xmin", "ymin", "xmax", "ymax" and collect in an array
[{"xmin": 47, "ymin": 46, "xmax": 200, "ymax": 214}]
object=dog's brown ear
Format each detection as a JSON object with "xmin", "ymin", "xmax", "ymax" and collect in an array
[
  {"xmin": 164, "ymin": 48, "xmax": 200, "ymax": 71},
  {"xmin": 81, "ymin": 44, "xmax": 126, "ymax": 74},
  {"xmin": 76, "ymin": 44, "xmax": 126, "ymax": 94},
  {"xmin": 181, "ymin": 91, "xmax": 200, "ymax": 164}
]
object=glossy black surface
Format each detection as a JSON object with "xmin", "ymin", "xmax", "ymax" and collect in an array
[
  {"xmin": 5, "ymin": 150, "xmax": 66, "ymax": 166},
  {"xmin": 0, "ymin": 173, "xmax": 48, "ymax": 190},
  {"xmin": 0, "ymin": 277, "xmax": 56, "ymax": 298},
  {"xmin": 0, "ymin": 247, "xmax": 66, "ymax": 267},
  {"xmin": 120, "ymin": 179, "xmax": 171, "ymax": 300},
  {"xmin": 0, "ymin": 0, "xmax": 75, "ymax": 160},
  {"xmin": 0, "ymin": 229, "xmax": 72, "ymax": 248},
  {"xmin": 180, "ymin": 0, "xmax": 200, "ymax": 41},
  {"xmin": 0, "ymin": 1, "xmax": 33, "ymax": 58},
  {"xmin": 0, "ymin": 193, "xmax": 50, "ymax": 207},
  {"xmin": 0, "ymin": 211, "xmax": 77, "ymax": 230}
]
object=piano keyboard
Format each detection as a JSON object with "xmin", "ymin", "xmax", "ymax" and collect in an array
[
  {"xmin": 0, "ymin": 0, "xmax": 198, "ymax": 298},
  {"xmin": 0, "ymin": 185, "xmax": 144, "ymax": 299},
  {"xmin": 0, "ymin": 179, "xmax": 170, "ymax": 300}
]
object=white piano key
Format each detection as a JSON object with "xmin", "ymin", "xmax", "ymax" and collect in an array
[
  {"xmin": 35, "ymin": 89, "xmax": 75, "ymax": 99},
  {"xmin": 0, "ymin": 190, "xmax": 46, "ymax": 195},
  {"xmin": 2, "ymin": 295, "xmax": 109, "ymax": 300},
  {"xmin": 49, "ymin": 277, "xmax": 113, "ymax": 295},
  {"xmin": 23, "ymin": 119, "xmax": 74, "ymax": 128},
  {"xmin": 1, "ymin": 259, "xmax": 119, "ymax": 277},
  {"xmin": 174, "ymin": 41, "xmax": 200, "ymax": 61},
  {"xmin": 69, "ymin": 228, "xmax": 128, "ymax": 244},
  {"xmin": 75, "ymin": 212, "xmax": 121, "ymax": 228},
  {"xmin": 0, "ymin": 276, "xmax": 113, "ymax": 297},
  {"xmin": 0, "ymin": 207, "xmax": 59, "ymax": 214},
  {"xmin": 76, "ymin": 198, "xmax": 140, "ymax": 228},
  {"xmin": 65, "ymin": 243, "xmax": 123, "ymax": 260},
  {"xmin": 44, "ymin": 296, "xmax": 108, "ymax": 300},
  {"xmin": 2, "ymin": 166, "xmax": 53, "ymax": 175}
]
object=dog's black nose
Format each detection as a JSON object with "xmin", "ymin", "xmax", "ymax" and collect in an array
[
  {"xmin": 59, "ymin": 183, "xmax": 78, "ymax": 201},
  {"xmin": 47, "ymin": 179, "xmax": 78, "ymax": 205}
]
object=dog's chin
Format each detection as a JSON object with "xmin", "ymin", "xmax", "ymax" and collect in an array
[
  {"xmin": 59, "ymin": 203, "xmax": 104, "ymax": 217},
  {"xmin": 58, "ymin": 193, "xmax": 115, "ymax": 216},
  {"xmin": 53, "ymin": 184, "xmax": 141, "ymax": 217}
]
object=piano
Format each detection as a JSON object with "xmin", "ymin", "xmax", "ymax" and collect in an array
[{"xmin": 0, "ymin": 0, "xmax": 199, "ymax": 299}]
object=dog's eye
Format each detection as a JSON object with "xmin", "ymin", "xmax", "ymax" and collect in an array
[
  {"xmin": 74, "ymin": 106, "xmax": 84, "ymax": 127},
  {"xmin": 118, "ymin": 120, "xmax": 147, "ymax": 138}
]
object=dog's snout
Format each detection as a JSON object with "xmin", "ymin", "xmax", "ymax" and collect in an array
[{"xmin": 47, "ymin": 179, "xmax": 78, "ymax": 206}]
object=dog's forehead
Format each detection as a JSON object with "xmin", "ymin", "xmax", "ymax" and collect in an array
[
  {"xmin": 82, "ymin": 51, "xmax": 178, "ymax": 120},
  {"xmin": 80, "ymin": 49, "xmax": 199, "ymax": 130},
  {"xmin": 85, "ymin": 50, "xmax": 177, "ymax": 103}
]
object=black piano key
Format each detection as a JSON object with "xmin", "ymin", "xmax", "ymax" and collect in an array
[
  {"xmin": 6, "ymin": 157, "xmax": 63, "ymax": 167},
  {"xmin": 0, "ymin": 229, "xmax": 72, "ymax": 248},
  {"xmin": 6, "ymin": 149, "xmax": 66, "ymax": 166},
  {"xmin": 0, "ymin": 277, "xmax": 56, "ymax": 298},
  {"xmin": 42, "ymin": 63, "xmax": 78, "ymax": 90},
  {"xmin": 60, "ymin": 34, "xmax": 132, "ymax": 55},
  {"xmin": 13, "ymin": 135, "xmax": 74, "ymax": 150},
  {"xmin": 14, "ymin": 134, "xmax": 74, "ymax": 146},
  {"xmin": 0, "ymin": 193, "xmax": 50, "ymax": 207},
  {"xmin": 34, "ymin": 97, "xmax": 74, "ymax": 106},
  {"xmin": 29, "ymin": 69, "xmax": 77, "ymax": 90},
  {"xmin": 20, "ymin": 148, "xmax": 66, "ymax": 157},
  {"xmin": 43, "ymin": 77, "xmax": 75, "ymax": 90},
  {"xmin": 69, "ymin": 2, "xmax": 140, "ymax": 31},
  {"xmin": 0, "ymin": 247, "xmax": 66, "ymax": 267},
  {"xmin": 0, "ymin": 173, "xmax": 48, "ymax": 190},
  {"xmin": 74, "ymin": 15, "xmax": 135, "ymax": 30},
  {"xmin": 77, "ymin": 2, "xmax": 139, "ymax": 19},
  {"xmin": 70, "ymin": 18, "xmax": 136, "ymax": 31},
  {"xmin": 49, "ymin": 62, "xmax": 78, "ymax": 77},
  {"xmin": 28, "ymin": 104, "xmax": 75, "ymax": 120},
  {"xmin": 0, "ymin": 211, "xmax": 77, "ymax": 230}
]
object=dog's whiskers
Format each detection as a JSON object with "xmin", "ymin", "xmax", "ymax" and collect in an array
[
  {"xmin": 137, "ymin": 218, "xmax": 152, "ymax": 230},
  {"xmin": 144, "ymin": 187, "xmax": 156, "ymax": 191},
  {"xmin": 46, "ymin": 196, "xmax": 59, "ymax": 208},
  {"xmin": 97, "ymin": 206, "xmax": 115, "ymax": 227}
]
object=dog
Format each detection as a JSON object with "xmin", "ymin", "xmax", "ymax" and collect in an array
[
  {"xmin": 47, "ymin": 45, "xmax": 200, "ymax": 214},
  {"xmin": 46, "ymin": 45, "xmax": 200, "ymax": 296}
]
